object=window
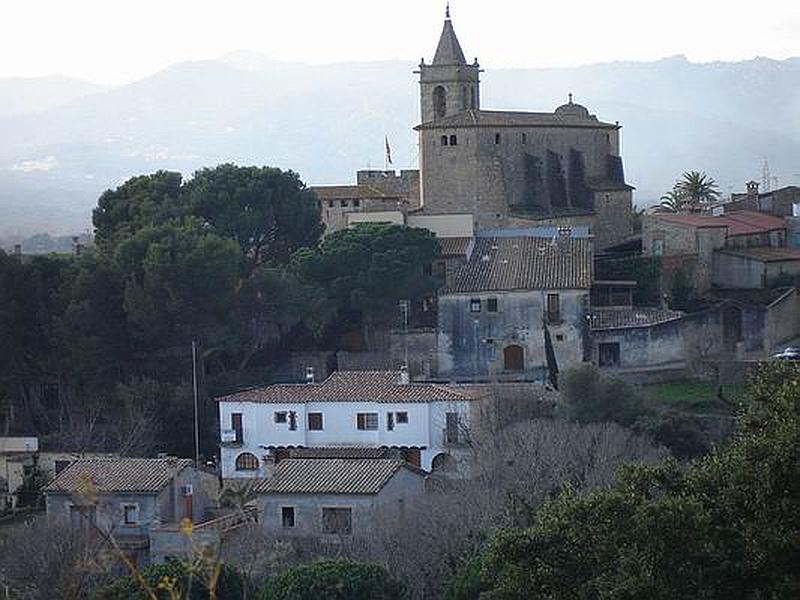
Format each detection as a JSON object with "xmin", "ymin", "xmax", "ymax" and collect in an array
[
  {"xmin": 235, "ymin": 452, "xmax": 259, "ymax": 471},
  {"xmin": 122, "ymin": 503, "xmax": 139, "ymax": 526},
  {"xmin": 469, "ymin": 298, "xmax": 481, "ymax": 313},
  {"xmin": 340, "ymin": 200, "xmax": 348, "ymax": 207},
  {"xmin": 396, "ymin": 411, "xmax": 408, "ymax": 424},
  {"xmin": 357, "ymin": 413, "xmax": 378, "ymax": 430},
  {"xmin": 322, "ymin": 507, "xmax": 352, "ymax": 534},
  {"xmin": 598, "ymin": 342, "xmax": 621, "ymax": 367},
  {"xmin": 231, "ymin": 413, "xmax": 243, "ymax": 444},
  {"xmin": 288, "ymin": 411, "xmax": 297, "ymax": 431},
  {"xmin": 470, "ymin": 86, "xmax": 476, "ymax": 109},
  {"xmin": 522, "ymin": 132, "xmax": 527, "ymax": 144},
  {"xmin": 274, "ymin": 411, "xmax": 287, "ymax": 424},
  {"xmin": 494, "ymin": 133, "xmax": 501, "ymax": 144},
  {"xmin": 487, "ymin": 297, "xmax": 498, "ymax": 313},
  {"xmin": 546, "ymin": 293, "xmax": 561, "ymax": 324},
  {"xmin": 281, "ymin": 506, "xmax": 295, "ymax": 528},
  {"xmin": 445, "ymin": 412, "xmax": 460, "ymax": 444},
  {"xmin": 307, "ymin": 412, "xmax": 323, "ymax": 431},
  {"xmin": 387, "ymin": 412, "xmax": 395, "ymax": 431},
  {"xmin": 556, "ymin": 334, "xmax": 565, "ymax": 342},
  {"xmin": 449, "ymin": 134, "xmax": 458, "ymax": 146},
  {"xmin": 353, "ymin": 199, "xmax": 360, "ymax": 208},
  {"xmin": 433, "ymin": 85, "xmax": 447, "ymax": 118},
  {"xmin": 327, "ymin": 200, "xmax": 334, "ymax": 208},
  {"xmin": 441, "ymin": 135, "xmax": 449, "ymax": 146},
  {"xmin": 652, "ymin": 239, "xmax": 664, "ymax": 256}
]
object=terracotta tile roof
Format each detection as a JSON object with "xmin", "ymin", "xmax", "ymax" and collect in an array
[
  {"xmin": 253, "ymin": 459, "xmax": 421, "ymax": 495},
  {"xmin": 416, "ymin": 109, "xmax": 618, "ymax": 130},
  {"xmin": 311, "ymin": 185, "xmax": 399, "ymax": 201},
  {"xmin": 44, "ymin": 458, "xmax": 193, "ymax": 494},
  {"xmin": 589, "ymin": 308, "xmax": 683, "ymax": 331},
  {"xmin": 438, "ymin": 237, "xmax": 473, "ymax": 257},
  {"xmin": 650, "ymin": 210, "xmax": 785, "ymax": 236},
  {"xmin": 444, "ymin": 236, "xmax": 592, "ymax": 293},
  {"xmin": 716, "ymin": 246, "xmax": 800, "ymax": 262},
  {"xmin": 216, "ymin": 371, "xmax": 474, "ymax": 404},
  {"xmin": 285, "ymin": 447, "xmax": 395, "ymax": 459}
]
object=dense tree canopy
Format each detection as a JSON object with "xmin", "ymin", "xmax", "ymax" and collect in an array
[
  {"xmin": 257, "ymin": 561, "xmax": 407, "ymax": 600},
  {"xmin": 448, "ymin": 361, "xmax": 800, "ymax": 599}
]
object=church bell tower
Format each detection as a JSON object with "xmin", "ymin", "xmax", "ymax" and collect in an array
[{"xmin": 417, "ymin": 4, "xmax": 481, "ymax": 123}]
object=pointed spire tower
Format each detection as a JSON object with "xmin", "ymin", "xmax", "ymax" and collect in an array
[{"xmin": 416, "ymin": 4, "xmax": 481, "ymax": 123}]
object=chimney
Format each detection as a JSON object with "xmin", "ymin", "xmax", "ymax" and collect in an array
[
  {"xmin": 398, "ymin": 365, "xmax": 410, "ymax": 385},
  {"xmin": 263, "ymin": 451, "xmax": 279, "ymax": 478},
  {"xmin": 305, "ymin": 366, "xmax": 315, "ymax": 384}
]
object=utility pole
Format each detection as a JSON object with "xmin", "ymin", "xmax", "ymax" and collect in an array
[{"xmin": 191, "ymin": 340, "xmax": 200, "ymax": 466}]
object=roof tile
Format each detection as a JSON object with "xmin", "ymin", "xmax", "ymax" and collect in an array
[
  {"xmin": 44, "ymin": 458, "xmax": 194, "ymax": 494},
  {"xmin": 217, "ymin": 371, "xmax": 473, "ymax": 404},
  {"xmin": 445, "ymin": 236, "xmax": 592, "ymax": 293},
  {"xmin": 253, "ymin": 459, "xmax": 419, "ymax": 495}
]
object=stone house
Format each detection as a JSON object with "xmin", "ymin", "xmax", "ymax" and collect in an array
[
  {"xmin": 642, "ymin": 210, "xmax": 787, "ymax": 292},
  {"xmin": 254, "ymin": 458, "xmax": 425, "ymax": 541},
  {"xmin": 44, "ymin": 457, "xmax": 219, "ymax": 565},
  {"xmin": 216, "ymin": 370, "xmax": 479, "ymax": 477},
  {"xmin": 727, "ymin": 182, "xmax": 800, "ymax": 218},
  {"xmin": 588, "ymin": 308, "xmax": 686, "ymax": 372},
  {"xmin": 703, "ymin": 287, "xmax": 800, "ymax": 356},
  {"xmin": 437, "ymin": 231, "xmax": 592, "ymax": 381},
  {"xmin": 712, "ymin": 246, "xmax": 800, "ymax": 288}
]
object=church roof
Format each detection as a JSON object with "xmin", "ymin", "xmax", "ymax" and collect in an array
[
  {"xmin": 432, "ymin": 14, "xmax": 467, "ymax": 66},
  {"xmin": 416, "ymin": 109, "xmax": 618, "ymax": 130}
]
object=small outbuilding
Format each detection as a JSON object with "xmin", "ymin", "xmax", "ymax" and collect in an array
[{"xmin": 254, "ymin": 458, "xmax": 425, "ymax": 540}]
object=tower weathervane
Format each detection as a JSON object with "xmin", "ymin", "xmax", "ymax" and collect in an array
[
  {"xmin": 568, "ymin": 92, "xmax": 573, "ymax": 103},
  {"xmin": 446, "ymin": 2, "xmax": 450, "ymax": 19}
]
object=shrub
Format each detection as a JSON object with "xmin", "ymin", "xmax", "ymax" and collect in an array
[
  {"xmin": 100, "ymin": 559, "xmax": 248, "ymax": 600},
  {"xmin": 257, "ymin": 560, "xmax": 407, "ymax": 600}
]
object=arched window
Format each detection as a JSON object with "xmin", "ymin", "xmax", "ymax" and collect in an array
[
  {"xmin": 461, "ymin": 86, "xmax": 468, "ymax": 110},
  {"xmin": 441, "ymin": 135, "xmax": 449, "ymax": 146},
  {"xmin": 235, "ymin": 452, "xmax": 259, "ymax": 471},
  {"xmin": 470, "ymin": 87, "xmax": 476, "ymax": 109},
  {"xmin": 433, "ymin": 86, "xmax": 447, "ymax": 118},
  {"xmin": 503, "ymin": 345, "xmax": 524, "ymax": 371},
  {"xmin": 449, "ymin": 134, "xmax": 458, "ymax": 146},
  {"xmin": 494, "ymin": 133, "xmax": 502, "ymax": 145},
  {"xmin": 432, "ymin": 452, "xmax": 456, "ymax": 472}
]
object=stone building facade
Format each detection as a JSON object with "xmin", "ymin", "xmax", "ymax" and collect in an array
[
  {"xmin": 437, "ymin": 232, "xmax": 592, "ymax": 381},
  {"xmin": 312, "ymin": 9, "xmax": 634, "ymax": 248}
]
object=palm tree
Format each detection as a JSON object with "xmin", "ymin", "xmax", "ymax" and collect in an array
[
  {"xmin": 655, "ymin": 189, "xmax": 687, "ymax": 213},
  {"xmin": 677, "ymin": 170, "xmax": 720, "ymax": 211}
]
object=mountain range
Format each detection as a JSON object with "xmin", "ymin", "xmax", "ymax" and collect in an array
[{"xmin": 1, "ymin": 51, "xmax": 799, "ymax": 239}]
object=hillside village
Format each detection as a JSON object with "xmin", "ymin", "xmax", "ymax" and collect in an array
[{"xmin": 1, "ymin": 7, "xmax": 799, "ymax": 600}]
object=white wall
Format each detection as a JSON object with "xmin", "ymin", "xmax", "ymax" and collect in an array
[
  {"xmin": 219, "ymin": 398, "xmax": 473, "ymax": 477},
  {"xmin": 408, "ymin": 214, "xmax": 474, "ymax": 238}
]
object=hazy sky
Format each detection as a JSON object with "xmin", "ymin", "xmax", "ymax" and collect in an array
[{"xmin": 2, "ymin": 0, "xmax": 799, "ymax": 84}]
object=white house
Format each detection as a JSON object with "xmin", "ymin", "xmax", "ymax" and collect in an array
[{"xmin": 216, "ymin": 370, "xmax": 476, "ymax": 478}]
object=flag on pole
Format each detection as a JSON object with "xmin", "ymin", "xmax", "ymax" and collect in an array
[{"xmin": 385, "ymin": 136, "xmax": 393, "ymax": 166}]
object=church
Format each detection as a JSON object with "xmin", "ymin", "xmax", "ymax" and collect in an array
[{"xmin": 313, "ymin": 7, "xmax": 634, "ymax": 249}]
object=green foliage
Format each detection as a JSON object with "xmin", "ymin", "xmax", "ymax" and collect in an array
[
  {"xmin": 668, "ymin": 265, "xmax": 693, "ymax": 311},
  {"xmin": 559, "ymin": 364, "xmax": 646, "ymax": 427},
  {"xmin": 594, "ymin": 255, "xmax": 661, "ymax": 305},
  {"xmin": 183, "ymin": 164, "xmax": 323, "ymax": 271},
  {"xmin": 452, "ymin": 361, "xmax": 800, "ymax": 599},
  {"xmin": 257, "ymin": 560, "xmax": 407, "ymax": 600},
  {"xmin": 101, "ymin": 559, "xmax": 248, "ymax": 600},
  {"xmin": 656, "ymin": 170, "xmax": 720, "ymax": 213},
  {"xmin": 15, "ymin": 462, "xmax": 48, "ymax": 508},
  {"xmin": 291, "ymin": 224, "xmax": 439, "ymax": 336}
]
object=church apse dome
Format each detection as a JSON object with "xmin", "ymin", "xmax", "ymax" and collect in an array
[{"xmin": 555, "ymin": 93, "xmax": 591, "ymax": 119}]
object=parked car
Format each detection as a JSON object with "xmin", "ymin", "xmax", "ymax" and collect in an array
[{"xmin": 771, "ymin": 346, "xmax": 800, "ymax": 361}]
